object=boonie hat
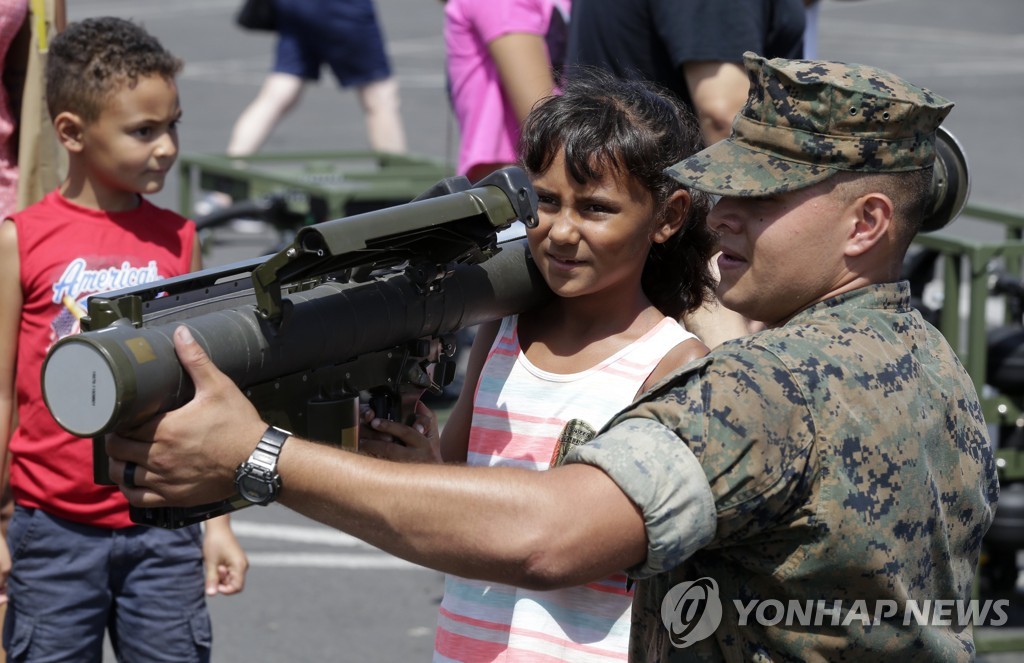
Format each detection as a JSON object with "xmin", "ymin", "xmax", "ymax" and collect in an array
[{"xmin": 666, "ymin": 52, "xmax": 954, "ymax": 196}]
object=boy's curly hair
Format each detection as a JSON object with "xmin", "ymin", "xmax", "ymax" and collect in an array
[
  {"xmin": 46, "ymin": 17, "xmax": 183, "ymax": 123},
  {"xmin": 518, "ymin": 66, "xmax": 716, "ymax": 319}
]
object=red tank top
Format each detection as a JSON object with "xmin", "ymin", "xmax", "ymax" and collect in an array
[{"xmin": 11, "ymin": 190, "xmax": 195, "ymax": 528}]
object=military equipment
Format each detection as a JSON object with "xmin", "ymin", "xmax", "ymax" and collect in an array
[{"xmin": 40, "ymin": 167, "xmax": 550, "ymax": 527}]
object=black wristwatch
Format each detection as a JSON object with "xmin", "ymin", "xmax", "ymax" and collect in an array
[{"xmin": 234, "ymin": 426, "xmax": 290, "ymax": 505}]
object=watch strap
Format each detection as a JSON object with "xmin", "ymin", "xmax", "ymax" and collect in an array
[{"xmin": 249, "ymin": 425, "xmax": 290, "ymax": 469}]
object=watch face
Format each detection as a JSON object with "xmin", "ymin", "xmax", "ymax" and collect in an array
[{"xmin": 236, "ymin": 466, "xmax": 276, "ymax": 504}]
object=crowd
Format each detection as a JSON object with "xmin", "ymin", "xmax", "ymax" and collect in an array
[{"xmin": 0, "ymin": 1, "xmax": 1001, "ymax": 662}]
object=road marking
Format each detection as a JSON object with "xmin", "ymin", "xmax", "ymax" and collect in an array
[
  {"xmin": 828, "ymin": 20, "xmax": 1024, "ymax": 49},
  {"xmin": 245, "ymin": 552, "xmax": 426, "ymax": 570},
  {"xmin": 230, "ymin": 520, "xmax": 370, "ymax": 547},
  {"xmin": 229, "ymin": 520, "xmax": 433, "ymax": 569},
  {"xmin": 180, "ymin": 58, "xmax": 446, "ymax": 89},
  {"xmin": 76, "ymin": 0, "xmax": 238, "ymax": 19}
]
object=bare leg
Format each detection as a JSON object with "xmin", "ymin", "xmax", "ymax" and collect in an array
[
  {"xmin": 227, "ymin": 73, "xmax": 306, "ymax": 157},
  {"xmin": 356, "ymin": 77, "xmax": 407, "ymax": 154}
]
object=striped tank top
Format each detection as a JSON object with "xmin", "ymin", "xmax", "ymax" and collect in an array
[{"xmin": 434, "ymin": 314, "xmax": 697, "ymax": 662}]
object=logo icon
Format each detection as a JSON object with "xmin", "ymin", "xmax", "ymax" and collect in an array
[{"xmin": 661, "ymin": 577, "xmax": 723, "ymax": 648}]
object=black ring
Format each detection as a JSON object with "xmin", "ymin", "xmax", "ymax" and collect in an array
[{"xmin": 123, "ymin": 462, "xmax": 138, "ymax": 489}]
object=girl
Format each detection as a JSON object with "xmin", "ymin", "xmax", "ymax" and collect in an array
[{"xmin": 363, "ymin": 67, "xmax": 717, "ymax": 662}]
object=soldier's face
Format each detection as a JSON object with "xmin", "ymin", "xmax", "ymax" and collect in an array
[
  {"xmin": 527, "ymin": 152, "xmax": 665, "ymax": 303},
  {"xmin": 708, "ymin": 182, "xmax": 851, "ymax": 326}
]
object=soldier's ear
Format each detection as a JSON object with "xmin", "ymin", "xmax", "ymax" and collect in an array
[{"xmin": 844, "ymin": 192, "xmax": 893, "ymax": 258}]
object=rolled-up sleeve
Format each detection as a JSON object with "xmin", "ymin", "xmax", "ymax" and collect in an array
[{"xmin": 565, "ymin": 417, "xmax": 716, "ymax": 579}]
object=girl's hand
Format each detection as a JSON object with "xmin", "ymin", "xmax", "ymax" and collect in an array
[{"xmin": 359, "ymin": 401, "xmax": 442, "ymax": 463}]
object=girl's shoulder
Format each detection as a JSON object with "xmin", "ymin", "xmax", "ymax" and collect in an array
[{"xmin": 640, "ymin": 336, "xmax": 710, "ymax": 394}]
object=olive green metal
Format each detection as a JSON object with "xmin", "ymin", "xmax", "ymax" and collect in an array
[
  {"xmin": 178, "ymin": 150, "xmax": 455, "ymax": 223},
  {"xmin": 912, "ymin": 205, "xmax": 1024, "ymax": 397},
  {"xmin": 248, "ymin": 168, "xmax": 535, "ymax": 321}
]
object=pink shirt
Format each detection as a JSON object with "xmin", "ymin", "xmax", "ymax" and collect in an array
[
  {"xmin": 444, "ymin": 0, "xmax": 570, "ymax": 177},
  {"xmin": 0, "ymin": 0, "xmax": 28, "ymax": 216},
  {"xmin": 434, "ymin": 314, "xmax": 696, "ymax": 662}
]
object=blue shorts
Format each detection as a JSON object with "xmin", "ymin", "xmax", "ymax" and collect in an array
[
  {"xmin": 3, "ymin": 506, "xmax": 211, "ymax": 663},
  {"xmin": 274, "ymin": 0, "xmax": 393, "ymax": 87}
]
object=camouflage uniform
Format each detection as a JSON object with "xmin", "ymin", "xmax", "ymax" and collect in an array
[
  {"xmin": 569, "ymin": 283, "xmax": 997, "ymax": 661},
  {"xmin": 564, "ymin": 53, "xmax": 999, "ymax": 662}
]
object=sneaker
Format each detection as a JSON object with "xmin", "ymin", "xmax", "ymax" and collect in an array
[
  {"xmin": 194, "ymin": 191, "xmax": 268, "ymax": 234},
  {"xmin": 193, "ymin": 190, "xmax": 233, "ymax": 218}
]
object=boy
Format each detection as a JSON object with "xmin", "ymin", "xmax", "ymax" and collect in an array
[{"xmin": 0, "ymin": 17, "xmax": 247, "ymax": 662}]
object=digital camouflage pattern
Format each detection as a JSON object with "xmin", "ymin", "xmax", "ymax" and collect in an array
[
  {"xmin": 666, "ymin": 52, "xmax": 954, "ymax": 196},
  {"xmin": 567, "ymin": 283, "xmax": 999, "ymax": 662}
]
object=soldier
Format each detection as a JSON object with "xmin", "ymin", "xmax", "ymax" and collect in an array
[{"xmin": 108, "ymin": 52, "xmax": 998, "ymax": 661}]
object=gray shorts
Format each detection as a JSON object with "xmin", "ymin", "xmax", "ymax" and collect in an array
[{"xmin": 3, "ymin": 506, "xmax": 211, "ymax": 662}]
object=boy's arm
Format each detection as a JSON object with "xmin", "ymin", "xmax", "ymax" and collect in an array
[
  {"xmin": 54, "ymin": 0, "xmax": 66, "ymax": 32},
  {"xmin": 202, "ymin": 515, "xmax": 248, "ymax": 596},
  {"xmin": 189, "ymin": 233, "xmax": 202, "ymax": 272},
  {"xmin": 0, "ymin": 220, "xmax": 21, "ymax": 481},
  {"xmin": 0, "ymin": 220, "xmax": 23, "ymax": 600}
]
